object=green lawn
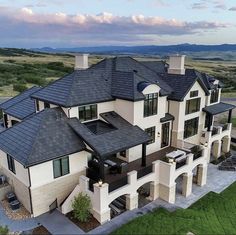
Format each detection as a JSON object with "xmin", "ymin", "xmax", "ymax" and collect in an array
[{"xmin": 112, "ymin": 182, "xmax": 236, "ymax": 235}]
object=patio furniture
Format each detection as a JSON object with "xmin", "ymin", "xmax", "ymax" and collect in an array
[
  {"xmin": 104, "ymin": 159, "xmax": 117, "ymax": 167},
  {"xmin": 6, "ymin": 192, "xmax": 16, "ymax": 203},
  {"xmin": 118, "ymin": 162, "xmax": 128, "ymax": 174},
  {"xmin": 109, "ymin": 165, "xmax": 119, "ymax": 175}
]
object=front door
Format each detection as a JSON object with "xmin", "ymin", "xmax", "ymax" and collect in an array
[{"xmin": 161, "ymin": 122, "xmax": 170, "ymax": 148}]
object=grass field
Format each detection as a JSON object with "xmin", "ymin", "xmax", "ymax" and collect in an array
[
  {"xmin": 0, "ymin": 48, "xmax": 235, "ymax": 97},
  {"xmin": 112, "ymin": 182, "xmax": 236, "ymax": 235}
]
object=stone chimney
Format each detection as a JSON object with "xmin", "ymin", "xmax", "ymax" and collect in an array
[
  {"xmin": 168, "ymin": 55, "xmax": 185, "ymax": 75},
  {"xmin": 74, "ymin": 54, "xmax": 89, "ymax": 70}
]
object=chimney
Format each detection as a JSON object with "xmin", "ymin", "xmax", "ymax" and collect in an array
[
  {"xmin": 168, "ymin": 54, "xmax": 185, "ymax": 75},
  {"xmin": 74, "ymin": 54, "xmax": 89, "ymax": 70}
]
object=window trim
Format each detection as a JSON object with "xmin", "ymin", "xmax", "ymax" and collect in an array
[
  {"xmin": 190, "ymin": 90, "xmax": 198, "ymax": 98},
  {"xmin": 145, "ymin": 126, "xmax": 156, "ymax": 145},
  {"xmin": 7, "ymin": 154, "xmax": 15, "ymax": 174},
  {"xmin": 78, "ymin": 104, "xmax": 98, "ymax": 122},
  {"xmin": 143, "ymin": 93, "xmax": 158, "ymax": 117},
  {"xmin": 184, "ymin": 117, "xmax": 199, "ymax": 139},
  {"xmin": 185, "ymin": 98, "xmax": 201, "ymax": 115},
  {"xmin": 53, "ymin": 156, "xmax": 70, "ymax": 179}
]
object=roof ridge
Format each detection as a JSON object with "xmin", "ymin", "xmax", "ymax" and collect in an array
[
  {"xmin": 1, "ymin": 86, "xmax": 40, "ymax": 110},
  {"xmin": 24, "ymin": 109, "xmax": 50, "ymax": 166}
]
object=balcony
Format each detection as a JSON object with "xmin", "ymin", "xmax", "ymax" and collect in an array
[{"xmin": 87, "ymin": 147, "xmax": 177, "ymax": 192}]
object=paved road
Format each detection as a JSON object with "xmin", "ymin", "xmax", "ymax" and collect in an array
[{"xmin": 222, "ymin": 97, "xmax": 236, "ymax": 102}]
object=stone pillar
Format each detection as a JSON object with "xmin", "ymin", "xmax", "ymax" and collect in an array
[
  {"xmin": 126, "ymin": 193, "xmax": 139, "ymax": 210},
  {"xmin": 159, "ymin": 183, "xmax": 176, "ymax": 204},
  {"xmin": 212, "ymin": 140, "xmax": 221, "ymax": 159},
  {"xmin": 222, "ymin": 136, "xmax": 231, "ymax": 153},
  {"xmin": 197, "ymin": 165, "xmax": 207, "ymax": 186},
  {"xmin": 182, "ymin": 173, "xmax": 193, "ymax": 197},
  {"xmin": 149, "ymin": 182, "xmax": 159, "ymax": 201},
  {"xmin": 93, "ymin": 183, "xmax": 110, "ymax": 224}
]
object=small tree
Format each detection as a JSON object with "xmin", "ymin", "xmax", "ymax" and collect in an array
[
  {"xmin": 0, "ymin": 226, "xmax": 9, "ymax": 235},
  {"xmin": 72, "ymin": 192, "xmax": 91, "ymax": 222}
]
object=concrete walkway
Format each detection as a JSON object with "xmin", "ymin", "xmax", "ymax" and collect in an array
[{"xmin": 36, "ymin": 209, "xmax": 85, "ymax": 235}]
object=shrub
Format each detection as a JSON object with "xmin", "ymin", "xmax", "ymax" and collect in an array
[
  {"xmin": 13, "ymin": 83, "xmax": 28, "ymax": 93},
  {"xmin": 0, "ymin": 226, "xmax": 9, "ymax": 235},
  {"xmin": 72, "ymin": 193, "xmax": 91, "ymax": 222}
]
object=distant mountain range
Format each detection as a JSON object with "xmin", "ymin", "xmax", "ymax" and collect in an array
[{"xmin": 32, "ymin": 44, "xmax": 236, "ymax": 56}]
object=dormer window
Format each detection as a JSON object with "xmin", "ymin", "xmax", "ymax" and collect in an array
[
  {"xmin": 144, "ymin": 93, "xmax": 158, "ymax": 117},
  {"xmin": 210, "ymin": 87, "xmax": 219, "ymax": 104}
]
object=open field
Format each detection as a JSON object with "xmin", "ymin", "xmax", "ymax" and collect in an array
[
  {"xmin": 112, "ymin": 182, "xmax": 236, "ymax": 235},
  {"xmin": 0, "ymin": 48, "xmax": 235, "ymax": 97}
]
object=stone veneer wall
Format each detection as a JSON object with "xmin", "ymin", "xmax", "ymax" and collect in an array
[{"xmin": 31, "ymin": 170, "xmax": 85, "ymax": 217}]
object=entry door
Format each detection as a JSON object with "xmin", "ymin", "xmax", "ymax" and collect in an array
[{"xmin": 161, "ymin": 122, "xmax": 170, "ymax": 148}]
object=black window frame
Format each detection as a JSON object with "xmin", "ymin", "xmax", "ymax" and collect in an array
[
  {"xmin": 185, "ymin": 98, "xmax": 201, "ymax": 115},
  {"xmin": 78, "ymin": 104, "xmax": 97, "ymax": 122},
  {"xmin": 184, "ymin": 117, "xmax": 199, "ymax": 139},
  {"xmin": 145, "ymin": 126, "xmax": 156, "ymax": 145},
  {"xmin": 7, "ymin": 154, "xmax": 15, "ymax": 174},
  {"xmin": 210, "ymin": 88, "xmax": 219, "ymax": 103},
  {"xmin": 190, "ymin": 90, "xmax": 198, "ymax": 98},
  {"xmin": 144, "ymin": 93, "xmax": 158, "ymax": 117},
  {"xmin": 53, "ymin": 156, "xmax": 70, "ymax": 179}
]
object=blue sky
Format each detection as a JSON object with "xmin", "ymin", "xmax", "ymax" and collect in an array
[{"xmin": 0, "ymin": 0, "xmax": 235, "ymax": 47}]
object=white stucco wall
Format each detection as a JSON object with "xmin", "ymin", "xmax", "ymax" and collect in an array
[
  {"xmin": 0, "ymin": 150, "xmax": 29, "ymax": 186},
  {"xmin": 169, "ymin": 81, "xmax": 207, "ymax": 146},
  {"xmin": 29, "ymin": 151, "xmax": 89, "ymax": 188}
]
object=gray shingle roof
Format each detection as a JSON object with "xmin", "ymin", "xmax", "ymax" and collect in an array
[
  {"xmin": 4, "ymin": 97, "xmax": 36, "ymax": 120},
  {"xmin": 140, "ymin": 61, "xmax": 168, "ymax": 74},
  {"xmin": 31, "ymin": 70, "xmax": 114, "ymax": 107},
  {"xmin": 0, "ymin": 86, "xmax": 40, "ymax": 110},
  {"xmin": 69, "ymin": 111, "xmax": 150, "ymax": 158},
  {"xmin": 0, "ymin": 108, "xmax": 85, "ymax": 167},
  {"xmin": 160, "ymin": 113, "xmax": 175, "ymax": 123},
  {"xmin": 202, "ymin": 102, "xmax": 235, "ymax": 115},
  {"xmin": 162, "ymin": 69, "xmax": 210, "ymax": 101}
]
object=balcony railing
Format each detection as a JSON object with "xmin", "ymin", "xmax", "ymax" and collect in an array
[
  {"xmin": 108, "ymin": 175, "xmax": 128, "ymax": 193},
  {"xmin": 212, "ymin": 127, "xmax": 218, "ymax": 136},
  {"xmin": 176, "ymin": 159, "xmax": 187, "ymax": 169},
  {"xmin": 137, "ymin": 165, "xmax": 153, "ymax": 179}
]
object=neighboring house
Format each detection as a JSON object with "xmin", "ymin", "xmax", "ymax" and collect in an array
[{"xmin": 0, "ymin": 54, "xmax": 234, "ymax": 223}]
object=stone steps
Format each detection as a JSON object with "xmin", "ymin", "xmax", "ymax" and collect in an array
[{"xmin": 218, "ymin": 156, "xmax": 236, "ymax": 171}]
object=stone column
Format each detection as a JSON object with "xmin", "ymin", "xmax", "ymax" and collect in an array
[
  {"xmin": 126, "ymin": 193, "xmax": 139, "ymax": 210},
  {"xmin": 182, "ymin": 173, "xmax": 193, "ymax": 197},
  {"xmin": 149, "ymin": 182, "xmax": 159, "ymax": 201},
  {"xmin": 222, "ymin": 136, "xmax": 231, "ymax": 153},
  {"xmin": 212, "ymin": 140, "xmax": 222, "ymax": 159},
  {"xmin": 93, "ymin": 183, "xmax": 110, "ymax": 224},
  {"xmin": 159, "ymin": 183, "xmax": 176, "ymax": 204},
  {"xmin": 197, "ymin": 165, "xmax": 207, "ymax": 186}
]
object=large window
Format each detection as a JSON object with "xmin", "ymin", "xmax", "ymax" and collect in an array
[
  {"xmin": 190, "ymin": 90, "xmax": 198, "ymax": 98},
  {"xmin": 7, "ymin": 154, "xmax": 15, "ymax": 174},
  {"xmin": 210, "ymin": 88, "xmax": 219, "ymax": 103},
  {"xmin": 145, "ymin": 126, "xmax": 156, "ymax": 145},
  {"xmin": 53, "ymin": 156, "xmax": 70, "ymax": 178},
  {"xmin": 184, "ymin": 117, "xmax": 199, "ymax": 139},
  {"xmin": 44, "ymin": 102, "xmax": 50, "ymax": 109},
  {"xmin": 79, "ymin": 104, "xmax": 97, "ymax": 122},
  {"xmin": 185, "ymin": 98, "xmax": 201, "ymax": 115},
  {"xmin": 144, "ymin": 93, "xmax": 158, "ymax": 117}
]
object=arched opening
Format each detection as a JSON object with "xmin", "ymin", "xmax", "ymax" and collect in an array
[
  {"xmin": 137, "ymin": 182, "xmax": 152, "ymax": 208},
  {"xmin": 109, "ymin": 194, "xmax": 127, "ymax": 219},
  {"xmin": 222, "ymin": 136, "xmax": 231, "ymax": 156},
  {"xmin": 175, "ymin": 172, "xmax": 193, "ymax": 199}
]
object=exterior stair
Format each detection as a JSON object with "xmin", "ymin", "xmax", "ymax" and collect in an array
[{"xmin": 218, "ymin": 156, "xmax": 236, "ymax": 171}]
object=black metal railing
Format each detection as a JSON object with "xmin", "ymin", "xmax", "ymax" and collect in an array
[
  {"xmin": 193, "ymin": 150, "xmax": 203, "ymax": 161},
  {"xmin": 212, "ymin": 127, "xmax": 218, "ymax": 136},
  {"xmin": 137, "ymin": 165, "xmax": 153, "ymax": 179},
  {"xmin": 222, "ymin": 124, "xmax": 228, "ymax": 132},
  {"xmin": 89, "ymin": 178, "xmax": 97, "ymax": 192},
  {"xmin": 108, "ymin": 176, "xmax": 128, "ymax": 193},
  {"xmin": 176, "ymin": 159, "xmax": 187, "ymax": 169}
]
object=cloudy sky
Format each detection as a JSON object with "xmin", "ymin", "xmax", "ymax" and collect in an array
[{"xmin": 0, "ymin": 0, "xmax": 235, "ymax": 48}]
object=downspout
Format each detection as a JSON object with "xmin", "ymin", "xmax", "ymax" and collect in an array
[{"xmin": 27, "ymin": 167, "xmax": 34, "ymax": 216}]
